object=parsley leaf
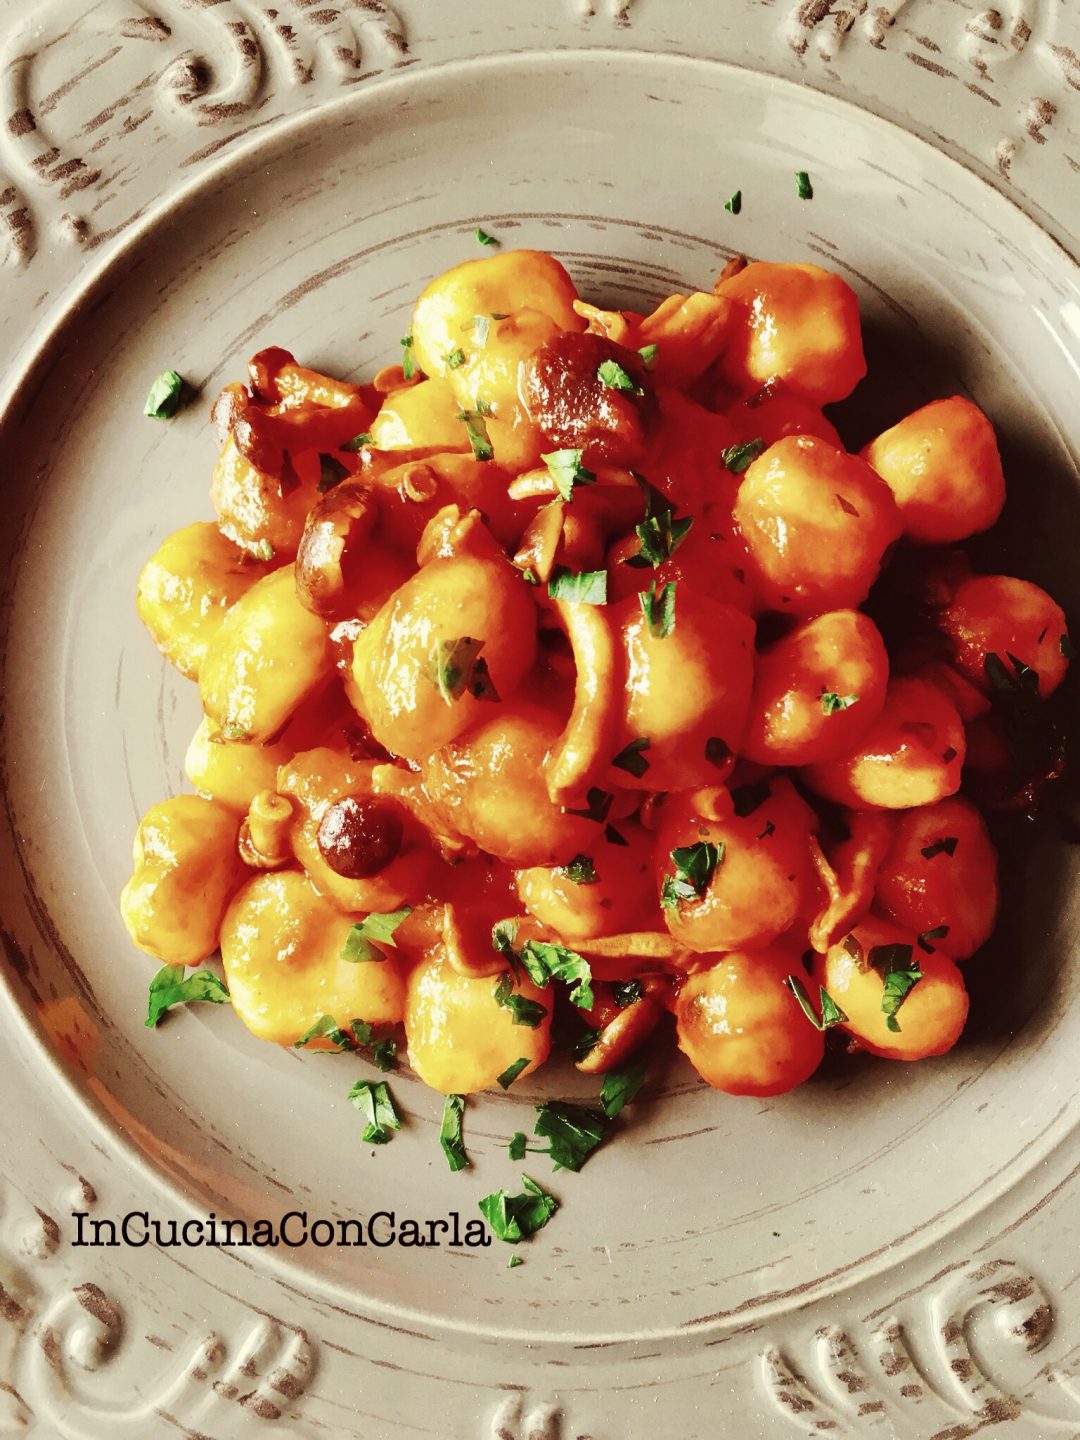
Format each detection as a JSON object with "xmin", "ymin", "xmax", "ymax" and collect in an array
[
  {"xmin": 869, "ymin": 944, "xmax": 922, "ymax": 1032},
  {"xmin": 724, "ymin": 190, "xmax": 742, "ymax": 215},
  {"xmin": 431, "ymin": 636, "xmax": 499, "ymax": 703},
  {"xmin": 475, "ymin": 227, "xmax": 498, "ymax": 246},
  {"xmin": 400, "ymin": 334, "xmax": 416, "ymax": 380},
  {"xmin": 248, "ymin": 539, "xmax": 275, "ymax": 563},
  {"xmin": 497, "ymin": 1058, "xmax": 530, "ymax": 1090},
  {"xmin": 784, "ymin": 975, "xmax": 847, "ymax": 1031},
  {"xmin": 796, "ymin": 170, "xmax": 814, "ymax": 200},
  {"xmin": 917, "ymin": 924, "xmax": 950, "ymax": 954},
  {"xmin": 612, "ymin": 979, "xmax": 643, "ymax": 1008},
  {"xmin": 533, "ymin": 1101, "xmax": 608, "ymax": 1172},
  {"xmin": 491, "ymin": 918, "xmax": 520, "ymax": 955},
  {"xmin": 597, "ymin": 358, "xmax": 642, "ymax": 394},
  {"xmin": 508, "ymin": 1132, "xmax": 528, "ymax": 1161},
  {"xmin": 439, "ymin": 1094, "xmax": 469, "ymax": 1172},
  {"xmin": 612, "ymin": 736, "xmax": 651, "ymax": 778},
  {"xmin": 479, "ymin": 1175, "xmax": 558, "ymax": 1243},
  {"xmin": 600, "ymin": 1059, "xmax": 647, "ymax": 1118},
  {"xmin": 342, "ymin": 907, "xmax": 413, "ymax": 962},
  {"xmin": 518, "ymin": 941, "xmax": 594, "ymax": 1010},
  {"xmin": 548, "ymin": 566, "xmax": 608, "ymax": 604},
  {"xmin": 563, "ymin": 854, "xmax": 598, "ymax": 885},
  {"xmin": 494, "ymin": 973, "xmax": 548, "ymax": 1029},
  {"xmin": 639, "ymin": 579, "xmax": 676, "ymax": 638},
  {"xmin": 341, "ymin": 432, "xmax": 371, "ymax": 453},
  {"xmin": 143, "ymin": 369, "xmax": 187, "ymax": 420},
  {"xmin": 294, "ymin": 1014, "xmax": 354, "ymax": 1050},
  {"xmin": 638, "ymin": 343, "xmax": 659, "ymax": 370},
  {"xmin": 542, "ymin": 448, "xmax": 596, "ymax": 501},
  {"xmin": 318, "ymin": 454, "xmax": 349, "ymax": 493},
  {"xmin": 508, "ymin": 1255, "xmax": 524, "ymax": 1269},
  {"xmin": 348, "ymin": 1079, "xmax": 401, "ymax": 1144},
  {"xmin": 660, "ymin": 841, "xmax": 724, "ymax": 908},
  {"xmin": 564, "ymin": 787, "xmax": 613, "ymax": 824},
  {"xmin": 371, "ymin": 1037, "xmax": 398, "ymax": 1072},
  {"xmin": 445, "ymin": 347, "xmax": 466, "ymax": 370},
  {"xmin": 821, "ymin": 692, "xmax": 859, "ymax": 716},
  {"xmin": 921, "ymin": 836, "xmax": 958, "ymax": 860},
  {"xmin": 456, "ymin": 405, "xmax": 494, "ymax": 461},
  {"xmin": 625, "ymin": 506, "xmax": 694, "ymax": 569},
  {"xmin": 721, "ymin": 438, "xmax": 765, "ymax": 474},
  {"xmin": 145, "ymin": 965, "xmax": 229, "ymax": 1028}
]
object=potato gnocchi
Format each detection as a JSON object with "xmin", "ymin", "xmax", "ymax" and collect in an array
[{"xmin": 124, "ymin": 244, "xmax": 1071, "ymax": 1117}]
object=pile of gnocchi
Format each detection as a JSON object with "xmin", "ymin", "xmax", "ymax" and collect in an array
[{"xmin": 123, "ymin": 243, "xmax": 1072, "ymax": 1110}]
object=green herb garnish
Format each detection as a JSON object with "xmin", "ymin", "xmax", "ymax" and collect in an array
[
  {"xmin": 145, "ymin": 965, "xmax": 229, "ymax": 1028},
  {"xmin": 548, "ymin": 566, "xmax": 608, "ymax": 604},
  {"xmin": 600, "ymin": 1059, "xmax": 647, "ymax": 1119},
  {"xmin": 639, "ymin": 579, "xmax": 676, "ymax": 638},
  {"xmin": 724, "ymin": 190, "xmax": 742, "ymax": 215},
  {"xmin": 249, "ymin": 539, "xmax": 275, "ymax": 563},
  {"xmin": 563, "ymin": 854, "xmax": 598, "ymax": 885},
  {"xmin": 431, "ymin": 635, "xmax": 499, "ymax": 703},
  {"xmin": 869, "ymin": 944, "xmax": 922, "ymax": 1032},
  {"xmin": 497, "ymin": 1058, "xmax": 530, "ymax": 1091},
  {"xmin": 494, "ymin": 973, "xmax": 548, "ymax": 1029},
  {"xmin": 564, "ymin": 787, "xmax": 614, "ymax": 824},
  {"xmin": 625, "ymin": 506, "xmax": 694, "ymax": 569},
  {"xmin": 445, "ymin": 348, "xmax": 466, "ymax": 370},
  {"xmin": 342, "ymin": 907, "xmax": 413, "ymax": 962},
  {"xmin": 143, "ymin": 369, "xmax": 187, "ymax": 420},
  {"xmin": 638, "ymin": 343, "xmax": 659, "ymax": 370},
  {"xmin": 660, "ymin": 841, "xmax": 724, "ymax": 908},
  {"xmin": 917, "ymin": 924, "xmax": 950, "ymax": 954},
  {"xmin": 341, "ymin": 432, "xmax": 371, "ymax": 452},
  {"xmin": 731, "ymin": 779, "xmax": 771, "ymax": 817},
  {"xmin": 318, "ymin": 454, "xmax": 350, "ymax": 493},
  {"xmin": 439, "ymin": 1094, "xmax": 469, "ymax": 1172},
  {"xmin": 542, "ymin": 448, "xmax": 596, "ymax": 502},
  {"xmin": 400, "ymin": 334, "xmax": 416, "ymax": 380},
  {"xmin": 533, "ymin": 1101, "xmax": 608, "ymax": 1172},
  {"xmin": 456, "ymin": 404, "xmax": 494, "ymax": 462},
  {"xmin": 371, "ymin": 1037, "xmax": 398, "ymax": 1072},
  {"xmin": 821, "ymin": 692, "xmax": 859, "ymax": 715},
  {"xmin": 612, "ymin": 979, "xmax": 643, "ymax": 1008},
  {"xmin": 475, "ymin": 227, "xmax": 498, "ymax": 246},
  {"xmin": 518, "ymin": 941, "xmax": 594, "ymax": 1010},
  {"xmin": 796, "ymin": 170, "xmax": 814, "ymax": 200},
  {"xmin": 921, "ymin": 836, "xmax": 958, "ymax": 860},
  {"xmin": 612, "ymin": 736, "xmax": 651, "ymax": 778},
  {"xmin": 479, "ymin": 1175, "xmax": 558, "ymax": 1243},
  {"xmin": 721, "ymin": 438, "xmax": 765, "ymax": 474},
  {"xmin": 597, "ymin": 358, "xmax": 642, "ymax": 394},
  {"xmin": 784, "ymin": 975, "xmax": 847, "ymax": 1031},
  {"xmin": 348, "ymin": 1079, "xmax": 401, "ymax": 1144},
  {"xmin": 508, "ymin": 1132, "xmax": 528, "ymax": 1161}
]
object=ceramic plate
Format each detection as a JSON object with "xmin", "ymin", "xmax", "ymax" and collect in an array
[{"xmin": 2, "ymin": 36, "xmax": 1080, "ymax": 1440}]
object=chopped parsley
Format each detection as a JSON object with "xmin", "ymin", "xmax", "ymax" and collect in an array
[
  {"xmin": 564, "ymin": 787, "xmax": 614, "ymax": 824},
  {"xmin": 342, "ymin": 906, "xmax": 413, "ymax": 962},
  {"xmin": 625, "ymin": 506, "xmax": 694, "ymax": 569},
  {"xmin": 439, "ymin": 1094, "xmax": 469, "ymax": 1172},
  {"xmin": 600, "ymin": 1059, "xmax": 647, "ymax": 1119},
  {"xmin": 638, "ymin": 343, "xmax": 659, "ymax": 370},
  {"xmin": 784, "ymin": 975, "xmax": 847, "ymax": 1031},
  {"xmin": 605, "ymin": 823, "xmax": 628, "ymax": 847},
  {"xmin": 294, "ymin": 1015, "xmax": 356, "ymax": 1050},
  {"xmin": 597, "ymin": 358, "xmax": 642, "ymax": 394},
  {"xmin": 921, "ymin": 836, "xmax": 959, "ymax": 860},
  {"xmin": 724, "ymin": 190, "xmax": 742, "ymax": 215},
  {"xmin": 517, "ymin": 940, "xmax": 594, "ymax": 1010},
  {"xmin": 869, "ymin": 944, "xmax": 922, "ymax": 1032},
  {"xmin": 249, "ymin": 539, "xmax": 276, "ymax": 563},
  {"xmin": 758, "ymin": 819, "xmax": 776, "ymax": 840},
  {"xmin": 491, "ymin": 918, "xmax": 520, "ymax": 955},
  {"xmin": 821, "ymin": 691, "xmax": 859, "ymax": 716},
  {"xmin": 548, "ymin": 566, "xmax": 608, "ymax": 604},
  {"xmin": 612, "ymin": 978, "xmax": 643, "ymax": 1008},
  {"xmin": 479, "ymin": 1175, "xmax": 558, "ymax": 1244},
  {"xmin": 497, "ymin": 1058, "xmax": 530, "ymax": 1090},
  {"xmin": 455, "ymin": 402, "xmax": 494, "ymax": 461},
  {"xmin": 612, "ymin": 736, "xmax": 651, "ymax": 778},
  {"xmin": 660, "ymin": 841, "xmax": 724, "ymax": 908},
  {"xmin": 563, "ymin": 854, "xmax": 598, "ymax": 885},
  {"xmin": 318, "ymin": 454, "xmax": 350, "ymax": 494},
  {"xmin": 542, "ymin": 447, "xmax": 597, "ymax": 501},
  {"xmin": 341, "ymin": 432, "xmax": 371, "ymax": 452},
  {"xmin": 508, "ymin": 1132, "xmax": 527, "ymax": 1161},
  {"xmin": 143, "ymin": 369, "xmax": 187, "ymax": 420},
  {"xmin": 475, "ymin": 227, "xmax": 498, "ymax": 246},
  {"xmin": 640, "ymin": 579, "xmax": 676, "ymax": 638},
  {"xmin": 917, "ymin": 924, "xmax": 950, "ymax": 954},
  {"xmin": 347, "ymin": 1079, "xmax": 401, "ymax": 1145},
  {"xmin": 796, "ymin": 170, "xmax": 814, "ymax": 200},
  {"xmin": 400, "ymin": 334, "xmax": 416, "ymax": 380},
  {"xmin": 371, "ymin": 1037, "xmax": 398, "ymax": 1072},
  {"xmin": 494, "ymin": 973, "xmax": 548, "ymax": 1028},
  {"xmin": 721, "ymin": 438, "xmax": 765, "ymax": 474},
  {"xmin": 508, "ymin": 1255, "xmax": 524, "ymax": 1269},
  {"xmin": 145, "ymin": 965, "xmax": 229, "ymax": 1028},
  {"xmin": 431, "ymin": 635, "xmax": 499, "ymax": 703},
  {"xmin": 533, "ymin": 1101, "xmax": 608, "ymax": 1172},
  {"xmin": 445, "ymin": 347, "xmax": 466, "ymax": 370}
]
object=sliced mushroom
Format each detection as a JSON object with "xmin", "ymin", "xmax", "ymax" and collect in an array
[
  {"xmin": 544, "ymin": 600, "xmax": 623, "ymax": 807},
  {"xmin": 294, "ymin": 480, "xmax": 378, "ymax": 617},
  {"xmin": 238, "ymin": 790, "xmax": 295, "ymax": 870},
  {"xmin": 808, "ymin": 811, "xmax": 895, "ymax": 953}
]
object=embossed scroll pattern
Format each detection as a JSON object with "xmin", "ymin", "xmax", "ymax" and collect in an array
[{"xmin": 0, "ymin": 1178, "xmax": 315, "ymax": 1438}]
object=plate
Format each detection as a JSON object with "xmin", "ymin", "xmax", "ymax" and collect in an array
[{"xmin": 2, "ymin": 43, "xmax": 1079, "ymax": 1440}]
